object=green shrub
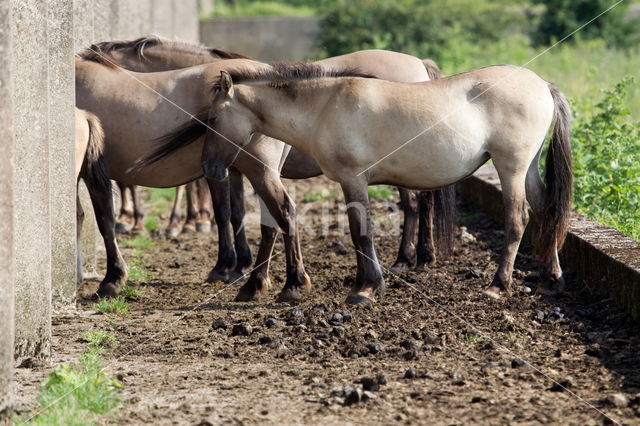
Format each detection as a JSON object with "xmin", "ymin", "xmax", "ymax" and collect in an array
[
  {"xmin": 572, "ymin": 77, "xmax": 640, "ymax": 240},
  {"xmin": 534, "ymin": 0, "xmax": 639, "ymax": 48}
]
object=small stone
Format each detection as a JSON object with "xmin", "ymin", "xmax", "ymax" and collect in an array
[
  {"xmin": 399, "ymin": 340, "xmax": 417, "ymax": 350},
  {"xmin": 264, "ymin": 317, "xmax": 279, "ymax": 328},
  {"xmin": 358, "ymin": 377, "xmax": 380, "ymax": 392},
  {"xmin": 550, "ymin": 376, "xmax": 574, "ymax": 392},
  {"xmin": 315, "ymin": 332, "xmax": 330, "ymax": 341},
  {"xmin": 603, "ymin": 393, "xmax": 628, "ymax": 408},
  {"xmin": 331, "ymin": 387, "xmax": 345, "ymax": 397},
  {"xmin": 533, "ymin": 310, "xmax": 546, "ymax": 322},
  {"xmin": 459, "ymin": 226, "xmax": 476, "ymax": 243},
  {"xmin": 471, "ymin": 396, "xmax": 487, "ymax": 403},
  {"xmin": 330, "ymin": 313, "xmax": 344, "ymax": 324},
  {"xmin": 521, "ymin": 286, "xmax": 532, "ymax": 294},
  {"xmin": 331, "ymin": 326, "xmax": 346, "ymax": 338},
  {"xmin": 258, "ymin": 336, "xmax": 273, "ymax": 345},
  {"xmin": 404, "ymin": 368, "xmax": 417, "ymax": 379},
  {"xmin": 376, "ymin": 374, "xmax": 388, "ymax": 385},
  {"xmin": 340, "ymin": 311, "xmax": 352, "ymax": 322},
  {"xmin": 231, "ymin": 323, "xmax": 253, "ymax": 337},
  {"xmin": 212, "ymin": 318, "xmax": 228, "ymax": 330},
  {"xmin": 260, "ymin": 410, "xmax": 269, "ymax": 415},
  {"xmin": 290, "ymin": 309, "xmax": 304, "ymax": 318},
  {"xmin": 343, "ymin": 386, "xmax": 363, "ymax": 406},
  {"xmin": 450, "ymin": 372, "xmax": 462, "ymax": 380},
  {"xmin": 365, "ymin": 329, "xmax": 378, "ymax": 340},
  {"xmin": 366, "ymin": 342, "xmax": 381, "ymax": 354},
  {"xmin": 511, "ymin": 358, "xmax": 526, "ymax": 368}
]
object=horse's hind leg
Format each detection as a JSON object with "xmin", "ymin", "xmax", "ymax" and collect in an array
[
  {"xmin": 166, "ymin": 185, "xmax": 185, "ymax": 238},
  {"xmin": 229, "ymin": 169, "xmax": 252, "ymax": 275},
  {"xmin": 525, "ymin": 154, "xmax": 563, "ymax": 293},
  {"xmin": 85, "ymin": 175, "xmax": 128, "ymax": 298},
  {"xmin": 130, "ymin": 185, "xmax": 145, "ymax": 232},
  {"xmin": 115, "ymin": 182, "xmax": 133, "ymax": 233},
  {"xmin": 416, "ymin": 191, "xmax": 436, "ymax": 270},
  {"xmin": 183, "ymin": 181, "xmax": 198, "ymax": 234},
  {"xmin": 390, "ymin": 188, "xmax": 418, "ymax": 273},
  {"xmin": 485, "ymin": 167, "xmax": 529, "ymax": 299},
  {"xmin": 235, "ymin": 222, "xmax": 276, "ymax": 301},
  {"xmin": 341, "ymin": 179, "xmax": 385, "ymax": 305},
  {"xmin": 195, "ymin": 177, "xmax": 213, "ymax": 233},
  {"xmin": 76, "ymin": 193, "xmax": 84, "ymax": 283}
]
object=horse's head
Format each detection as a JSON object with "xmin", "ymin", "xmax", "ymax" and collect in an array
[{"xmin": 202, "ymin": 70, "xmax": 261, "ymax": 181}]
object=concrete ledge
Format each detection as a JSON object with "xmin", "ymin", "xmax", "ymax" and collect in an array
[{"xmin": 458, "ymin": 164, "xmax": 640, "ymax": 320}]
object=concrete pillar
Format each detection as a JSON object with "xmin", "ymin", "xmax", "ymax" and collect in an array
[
  {"xmin": 150, "ymin": 0, "xmax": 174, "ymax": 38},
  {"xmin": 0, "ymin": 0, "xmax": 15, "ymax": 418},
  {"xmin": 48, "ymin": 0, "xmax": 76, "ymax": 311},
  {"xmin": 199, "ymin": 0, "xmax": 214, "ymax": 18},
  {"xmin": 11, "ymin": 0, "xmax": 52, "ymax": 358},
  {"xmin": 136, "ymin": 0, "xmax": 152, "ymax": 37},
  {"xmin": 174, "ymin": 0, "xmax": 199, "ymax": 42}
]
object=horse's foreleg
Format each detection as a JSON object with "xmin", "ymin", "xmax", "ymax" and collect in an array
[
  {"xmin": 86, "ymin": 175, "xmax": 128, "ymax": 298},
  {"xmin": 195, "ymin": 177, "xmax": 213, "ymax": 233},
  {"xmin": 130, "ymin": 185, "xmax": 145, "ymax": 232},
  {"xmin": 246, "ymin": 173, "xmax": 310, "ymax": 303},
  {"xmin": 390, "ymin": 188, "xmax": 418, "ymax": 273},
  {"xmin": 416, "ymin": 191, "xmax": 436, "ymax": 270},
  {"xmin": 485, "ymin": 172, "xmax": 528, "ymax": 299},
  {"xmin": 341, "ymin": 180, "xmax": 385, "ymax": 305},
  {"xmin": 166, "ymin": 185, "xmax": 185, "ymax": 238},
  {"xmin": 229, "ymin": 169, "xmax": 252, "ymax": 274},
  {"xmin": 183, "ymin": 181, "xmax": 198, "ymax": 234},
  {"xmin": 206, "ymin": 177, "xmax": 237, "ymax": 283},
  {"xmin": 234, "ymin": 223, "xmax": 276, "ymax": 301},
  {"xmin": 115, "ymin": 182, "xmax": 133, "ymax": 233}
]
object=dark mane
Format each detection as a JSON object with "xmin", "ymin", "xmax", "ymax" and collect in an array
[
  {"xmin": 213, "ymin": 62, "xmax": 375, "ymax": 94},
  {"xmin": 77, "ymin": 44, "xmax": 121, "ymax": 68}
]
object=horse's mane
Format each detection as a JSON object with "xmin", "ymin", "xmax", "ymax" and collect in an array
[
  {"xmin": 77, "ymin": 44, "xmax": 121, "ymax": 68},
  {"xmin": 213, "ymin": 62, "xmax": 375, "ymax": 95},
  {"xmin": 89, "ymin": 35, "xmax": 250, "ymax": 61}
]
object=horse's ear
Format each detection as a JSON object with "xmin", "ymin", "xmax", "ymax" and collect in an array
[{"xmin": 219, "ymin": 70, "xmax": 234, "ymax": 97}]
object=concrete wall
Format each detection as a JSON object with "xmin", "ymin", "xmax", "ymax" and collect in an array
[
  {"xmin": 0, "ymin": 0, "xmax": 14, "ymax": 418},
  {"xmin": 199, "ymin": 17, "xmax": 320, "ymax": 62},
  {"xmin": 2, "ymin": 0, "xmax": 199, "ymax": 415}
]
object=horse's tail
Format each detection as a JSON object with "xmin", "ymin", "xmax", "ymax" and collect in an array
[
  {"xmin": 82, "ymin": 111, "xmax": 110, "ymax": 191},
  {"xmin": 538, "ymin": 83, "xmax": 573, "ymax": 262},
  {"xmin": 128, "ymin": 109, "xmax": 209, "ymax": 173},
  {"xmin": 422, "ymin": 58, "xmax": 443, "ymax": 81},
  {"xmin": 420, "ymin": 58, "xmax": 455, "ymax": 256}
]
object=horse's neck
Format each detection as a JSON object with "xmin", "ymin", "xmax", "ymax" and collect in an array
[
  {"xmin": 144, "ymin": 47, "xmax": 215, "ymax": 70},
  {"xmin": 241, "ymin": 85, "xmax": 319, "ymax": 152}
]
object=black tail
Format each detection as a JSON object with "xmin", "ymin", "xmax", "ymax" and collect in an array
[
  {"xmin": 128, "ymin": 109, "xmax": 209, "ymax": 173},
  {"xmin": 421, "ymin": 59, "xmax": 456, "ymax": 256},
  {"xmin": 539, "ymin": 83, "xmax": 573, "ymax": 262},
  {"xmin": 82, "ymin": 112, "xmax": 110, "ymax": 191}
]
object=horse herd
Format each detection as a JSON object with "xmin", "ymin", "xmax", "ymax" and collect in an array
[{"xmin": 74, "ymin": 36, "xmax": 572, "ymax": 306}]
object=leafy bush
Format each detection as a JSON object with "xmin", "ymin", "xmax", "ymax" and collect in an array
[
  {"xmin": 571, "ymin": 77, "xmax": 640, "ymax": 240},
  {"xmin": 318, "ymin": 0, "xmax": 529, "ymax": 62},
  {"xmin": 534, "ymin": 0, "xmax": 639, "ymax": 48}
]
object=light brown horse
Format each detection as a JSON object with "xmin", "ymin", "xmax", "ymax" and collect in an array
[
  {"xmin": 142, "ymin": 63, "xmax": 573, "ymax": 304},
  {"xmin": 75, "ymin": 108, "xmax": 127, "ymax": 291},
  {"xmin": 92, "ymin": 36, "xmax": 455, "ymax": 298}
]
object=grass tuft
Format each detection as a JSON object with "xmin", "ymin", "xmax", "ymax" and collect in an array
[
  {"xmin": 120, "ymin": 236, "xmax": 154, "ymax": 249},
  {"xmin": 95, "ymin": 297, "xmax": 129, "ymax": 315},
  {"xmin": 83, "ymin": 330, "xmax": 119, "ymax": 352},
  {"xmin": 120, "ymin": 285, "xmax": 145, "ymax": 300},
  {"xmin": 368, "ymin": 185, "xmax": 394, "ymax": 200}
]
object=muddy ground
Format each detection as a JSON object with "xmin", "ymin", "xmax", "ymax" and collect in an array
[{"xmin": 14, "ymin": 176, "xmax": 640, "ymax": 425}]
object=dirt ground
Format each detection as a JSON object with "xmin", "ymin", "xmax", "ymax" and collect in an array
[{"xmin": 14, "ymin": 176, "xmax": 640, "ymax": 425}]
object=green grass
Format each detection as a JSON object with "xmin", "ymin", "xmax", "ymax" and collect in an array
[
  {"xmin": 94, "ymin": 297, "xmax": 129, "ymax": 315},
  {"xmin": 83, "ymin": 330, "xmax": 119, "ymax": 352},
  {"xmin": 119, "ymin": 285, "xmax": 145, "ymax": 300},
  {"xmin": 368, "ymin": 185, "xmax": 394, "ymax": 200},
  {"xmin": 207, "ymin": 1, "xmax": 316, "ymax": 17},
  {"xmin": 18, "ymin": 345, "xmax": 121, "ymax": 424},
  {"xmin": 303, "ymin": 189, "xmax": 341, "ymax": 202},
  {"xmin": 128, "ymin": 249, "xmax": 152, "ymax": 283},
  {"xmin": 119, "ymin": 236, "xmax": 154, "ymax": 249},
  {"xmin": 141, "ymin": 187, "xmax": 179, "ymax": 232}
]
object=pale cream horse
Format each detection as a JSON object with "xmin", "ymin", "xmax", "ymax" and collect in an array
[{"xmin": 142, "ymin": 64, "xmax": 572, "ymax": 304}]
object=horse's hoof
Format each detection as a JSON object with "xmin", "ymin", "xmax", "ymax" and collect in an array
[
  {"xmin": 115, "ymin": 222, "xmax": 132, "ymax": 234},
  {"xmin": 276, "ymin": 287, "xmax": 302, "ymax": 303},
  {"xmin": 196, "ymin": 222, "xmax": 212, "ymax": 233},
  {"xmin": 206, "ymin": 270, "xmax": 229, "ymax": 283},
  {"xmin": 182, "ymin": 224, "xmax": 196, "ymax": 234},
  {"xmin": 536, "ymin": 275, "xmax": 565, "ymax": 295},
  {"xmin": 389, "ymin": 262, "xmax": 411, "ymax": 274},
  {"xmin": 96, "ymin": 282, "xmax": 121, "ymax": 298},
  {"xmin": 345, "ymin": 293, "xmax": 374, "ymax": 305},
  {"xmin": 483, "ymin": 284, "xmax": 510, "ymax": 299},
  {"xmin": 166, "ymin": 227, "xmax": 180, "ymax": 238}
]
